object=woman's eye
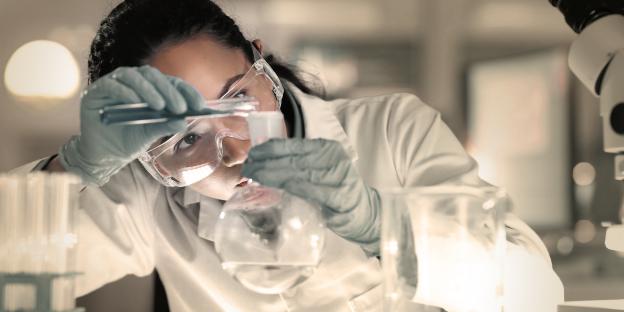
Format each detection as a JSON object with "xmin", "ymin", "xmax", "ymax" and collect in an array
[
  {"xmin": 234, "ymin": 90, "xmax": 248, "ymax": 98},
  {"xmin": 175, "ymin": 133, "xmax": 200, "ymax": 151}
]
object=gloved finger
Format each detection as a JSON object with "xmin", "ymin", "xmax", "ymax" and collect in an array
[
  {"xmin": 242, "ymin": 152, "xmax": 339, "ymax": 176},
  {"xmin": 281, "ymin": 179, "xmax": 361, "ymax": 214},
  {"xmin": 111, "ymin": 67, "xmax": 166, "ymax": 111},
  {"xmin": 141, "ymin": 119, "xmax": 187, "ymax": 145},
  {"xmin": 138, "ymin": 65, "xmax": 187, "ymax": 114},
  {"xmin": 244, "ymin": 166, "xmax": 344, "ymax": 188},
  {"xmin": 320, "ymin": 210, "xmax": 352, "ymax": 232},
  {"xmin": 288, "ymin": 183, "xmax": 371, "ymax": 239},
  {"xmin": 248, "ymin": 165, "xmax": 358, "ymax": 212},
  {"xmin": 82, "ymin": 77, "xmax": 142, "ymax": 110},
  {"xmin": 244, "ymin": 168, "xmax": 291, "ymax": 189},
  {"xmin": 248, "ymin": 138, "xmax": 341, "ymax": 160},
  {"xmin": 167, "ymin": 76, "xmax": 206, "ymax": 112},
  {"xmin": 242, "ymin": 160, "xmax": 350, "ymax": 187}
]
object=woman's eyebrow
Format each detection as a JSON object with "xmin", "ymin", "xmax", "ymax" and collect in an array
[
  {"xmin": 160, "ymin": 135, "xmax": 173, "ymax": 144},
  {"xmin": 218, "ymin": 73, "xmax": 245, "ymax": 98}
]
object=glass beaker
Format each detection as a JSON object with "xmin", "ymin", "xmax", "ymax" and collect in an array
[
  {"xmin": 213, "ymin": 111, "xmax": 326, "ymax": 295},
  {"xmin": 214, "ymin": 185, "xmax": 325, "ymax": 294},
  {"xmin": 381, "ymin": 186, "xmax": 508, "ymax": 312}
]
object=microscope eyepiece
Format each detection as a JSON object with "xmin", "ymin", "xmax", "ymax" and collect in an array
[{"xmin": 549, "ymin": 0, "xmax": 624, "ymax": 33}]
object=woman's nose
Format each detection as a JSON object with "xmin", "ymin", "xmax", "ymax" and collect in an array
[{"xmin": 221, "ymin": 137, "xmax": 251, "ymax": 167}]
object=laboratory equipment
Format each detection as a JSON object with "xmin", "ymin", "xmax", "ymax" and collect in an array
[
  {"xmin": 138, "ymin": 43, "xmax": 285, "ymax": 188},
  {"xmin": 138, "ymin": 101, "xmax": 256, "ymax": 187},
  {"xmin": 99, "ymin": 96, "xmax": 258, "ymax": 125},
  {"xmin": 214, "ymin": 111, "xmax": 325, "ymax": 295},
  {"xmin": 550, "ymin": 3, "xmax": 624, "ymax": 310},
  {"xmin": 381, "ymin": 186, "xmax": 507, "ymax": 312},
  {"xmin": 549, "ymin": 0, "xmax": 624, "ymax": 181},
  {"xmin": 0, "ymin": 173, "xmax": 82, "ymax": 312},
  {"xmin": 559, "ymin": 300, "xmax": 624, "ymax": 311},
  {"xmin": 223, "ymin": 43, "xmax": 284, "ymax": 112}
]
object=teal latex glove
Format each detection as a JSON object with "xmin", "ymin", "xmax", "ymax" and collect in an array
[
  {"xmin": 241, "ymin": 138, "xmax": 381, "ymax": 254},
  {"xmin": 59, "ymin": 65, "xmax": 205, "ymax": 186}
]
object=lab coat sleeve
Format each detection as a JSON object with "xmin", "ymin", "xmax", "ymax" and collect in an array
[
  {"xmin": 10, "ymin": 157, "xmax": 54, "ymax": 173},
  {"xmin": 384, "ymin": 94, "xmax": 549, "ymax": 259},
  {"xmin": 11, "ymin": 158, "xmax": 158, "ymax": 296},
  {"xmin": 382, "ymin": 94, "xmax": 564, "ymax": 310}
]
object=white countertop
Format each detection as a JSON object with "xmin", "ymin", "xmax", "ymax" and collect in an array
[{"xmin": 559, "ymin": 300, "xmax": 624, "ymax": 312}]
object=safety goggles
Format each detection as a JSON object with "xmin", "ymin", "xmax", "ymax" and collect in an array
[{"xmin": 139, "ymin": 44, "xmax": 284, "ymax": 187}]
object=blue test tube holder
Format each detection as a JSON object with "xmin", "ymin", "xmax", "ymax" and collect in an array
[{"xmin": 0, "ymin": 273, "xmax": 84, "ymax": 312}]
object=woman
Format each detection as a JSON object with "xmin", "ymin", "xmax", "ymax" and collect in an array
[{"xmin": 14, "ymin": 0, "xmax": 563, "ymax": 311}]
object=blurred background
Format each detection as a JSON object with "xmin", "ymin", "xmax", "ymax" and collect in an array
[{"xmin": 1, "ymin": 0, "xmax": 623, "ymax": 310}]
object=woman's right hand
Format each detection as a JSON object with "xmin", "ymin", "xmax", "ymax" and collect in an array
[{"xmin": 58, "ymin": 65, "xmax": 205, "ymax": 186}]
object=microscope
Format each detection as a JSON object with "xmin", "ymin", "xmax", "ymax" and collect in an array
[
  {"xmin": 551, "ymin": 1, "xmax": 624, "ymax": 310},
  {"xmin": 549, "ymin": 0, "xmax": 624, "ymax": 180},
  {"xmin": 550, "ymin": 0, "xmax": 624, "ymax": 252}
]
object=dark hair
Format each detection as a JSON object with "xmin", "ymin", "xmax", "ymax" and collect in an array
[{"xmin": 88, "ymin": 0, "xmax": 317, "ymax": 95}]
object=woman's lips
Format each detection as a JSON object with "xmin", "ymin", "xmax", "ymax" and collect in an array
[{"xmin": 235, "ymin": 178, "xmax": 249, "ymax": 188}]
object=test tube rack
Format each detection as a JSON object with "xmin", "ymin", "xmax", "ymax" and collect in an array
[{"xmin": 0, "ymin": 273, "xmax": 84, "ymax": 312}]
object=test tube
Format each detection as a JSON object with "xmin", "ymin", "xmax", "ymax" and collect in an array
[
  {"xmin": 0, "ymin": 176, "xmax": 9, "ymax": 309},
  {"xmin": 49, "ymin": 173, "xmax": 79, "ymax": 311},
  {"xmin": 1, "ymin": 174, "xmax": 34, "ymax": 311},
  {"xmin": 245, "ymin": 111, "xmax": 287, "ymax": 147},
  {"xmin": 0, "ymin": 173, "xmax": 80, "ymax": 312}
]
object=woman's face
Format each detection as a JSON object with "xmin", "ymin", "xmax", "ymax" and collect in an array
[{"xmin": 148, "ymin": 36, "xmax": 268, "ymax": 200}]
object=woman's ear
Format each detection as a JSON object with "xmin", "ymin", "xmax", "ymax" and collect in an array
[{"xmin": 252, "ymin": 39, "xmax": 264, "ymax": 55}]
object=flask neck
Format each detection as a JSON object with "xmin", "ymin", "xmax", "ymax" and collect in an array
[{"xmin": 246, "ymin": 111, "xmax": 287, "ymax": 147}]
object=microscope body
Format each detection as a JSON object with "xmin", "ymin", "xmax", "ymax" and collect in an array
[
  {"xmin": 566, "ymin": 14, "xmax": 624, "ymax": 180},
  {"xmin": 551, "ymin": 0, "xmax": 624, "ymax": 254}
]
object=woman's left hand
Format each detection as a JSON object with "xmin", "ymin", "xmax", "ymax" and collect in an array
[{"xmin": 241, "ymin": 138, "xmax": 381, "ymax": 254}]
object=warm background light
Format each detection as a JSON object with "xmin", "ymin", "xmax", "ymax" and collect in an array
[{"xmin": 3, "ymin": 40, "xmax": 80, "ymax": 99}]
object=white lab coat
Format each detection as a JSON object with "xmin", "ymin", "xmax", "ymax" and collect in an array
[{"xmin": 13, "ymin": 85, "xmax": 563, "ymax": 312}]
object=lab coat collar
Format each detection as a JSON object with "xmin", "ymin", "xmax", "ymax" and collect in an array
[
  {"xmin": 287, "ymin": 82, "xmax": 359, "ymax": 163},
  {"xmin": 182, "ymin": 187, "xmax": 201, "ymax": 206}
]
